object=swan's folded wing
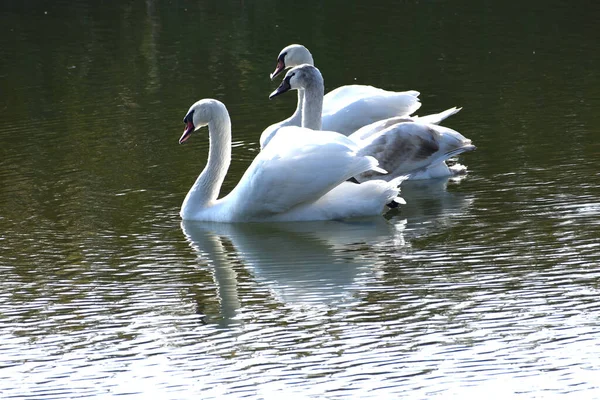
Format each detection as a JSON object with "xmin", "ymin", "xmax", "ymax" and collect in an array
[
  {"xmin": 349, "ymin": 116, "xmax": 416, "ymax": 143},
  {"xmin": 412, "ymin": 107, "xmax": 462, "ymax": 125},
  {"xmin": 233, "ymin": 127, "xmax": 379, "ymax": 215},
  {"xmin": 322, "ymin": 87, "xmax": 422, "ymax": 135},
  {"xmin": 349, "ymin": 107, "xmax": 462, "ymax": 143},
  {"xmin": 259, "ymin": 120, "xmax": 286, "ymax": 149},
  {"xmin": 354, "ymin": 122, "xmax": 474, "ymax": 181},
  {"xmin": 259, "ymin": 110, "xmax": 303, "ymax": 149},
  {"xmin": 323, "ymin": 85, "xmax": 419, "ymax": 114}
]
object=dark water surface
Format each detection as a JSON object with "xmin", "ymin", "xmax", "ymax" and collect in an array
[{"xmin": 1, "ymin": 1, "xmax": 599, "ymax": 398}]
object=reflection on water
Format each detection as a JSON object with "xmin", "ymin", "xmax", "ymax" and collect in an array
[
  {"xmin": 181, "ymin": 218, "xmax": 402, "ymax": 322},
  {"xmin": 1, "ymin": 179, "xmax": 599, "ymax": 398},
  {"xmin": 397, "ymin": 178, "xmax": 474, "ymax": 238}
]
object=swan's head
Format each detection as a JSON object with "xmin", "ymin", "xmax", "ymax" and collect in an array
[
  {"xmin": 179, "ymin": 99, "xmax": 226, "ymax": 144},
  {"xmin": 270, "ymin": 44, "xmax": 314, "ymax": 80},
  {"xmin": 269, "ymin": 64, "xmax": 323, "ymax": 99}
]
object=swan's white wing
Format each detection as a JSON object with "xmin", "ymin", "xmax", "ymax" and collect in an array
[
  {"xmin": 349, "ymin": 116, "xmax": 417, "ymax": 143},
  {"xmin": 412, "ymin": 107, "xmax": 462, "ymax": 125},
  {"xmin": 260, "ymin": 105, "xmax": 306, "ymax": 149},
  {"xmin": 349, "ymin": 107, "xmax": 463, "ymax": 143},
  {"xmin": 354, "ymin": 122, "xmax": 475, "ymax": 182},
  {"xmin": 259, "ymin": 120, "xmax": 288, "ymax": 149},
  {"xmin": 229, "ymin": 126, "xmax": 380, "ymax": 216},
  {"xmin": 323, "ymin": 86, "xmax": 419, "ymax": 113},
  {"xmin": 321, "ymin": 85, "xmax": 421, "ymax": 135}
]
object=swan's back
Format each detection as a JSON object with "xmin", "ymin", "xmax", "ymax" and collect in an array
[
  {"xmin": 349, "ymin": 107, "xmax": 463, "ymax": 143},
  {"xmin": 260, "ymin": 116, "xmax": 297, "ymax": 149},
  {"xmin": 353, "ymin": 122, "xmax": 475, "ymax": 182},
  {"xmin": 323, "ymin": 86, "xmax": 419, "ymax": 111},
  {"xmin": 223, "ymin": 126, "xmax": 390, "ymax": 221},
  {"xmin": 321, "ymin": 86, "xmax": 421, "ymax": 135}
]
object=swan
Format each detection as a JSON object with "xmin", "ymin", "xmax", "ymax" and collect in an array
[
  {"xmin": 262, "ymin": 43, "xmax": 421, "ymax": 139},
  {"xmin": 268, "ymin": 64, "xmax": 476, "ymax": 181},
  {"xmin": 178, "ymin": 98, "xmax": 405, "ymax": 222}
]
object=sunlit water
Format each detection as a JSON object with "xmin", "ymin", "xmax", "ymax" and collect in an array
[{"xmin": 1, "ymin": 0, "xmax": 600, "ymax": 398}]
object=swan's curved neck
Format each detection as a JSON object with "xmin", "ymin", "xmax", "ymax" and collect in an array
[
  {"xmin": 301, "ymin": 76, "xmax": 324, "ymax": 131},
  {"xmin": 181, "ymin": 111, "xmax": 231, "ymax": 216},
  {"xmin": 288, "ymin": 89, "xmax": 304, "ymax": 127},
  {"xmin": 280, "ymin": 89, "xmax": 304, "ymax": 129}
]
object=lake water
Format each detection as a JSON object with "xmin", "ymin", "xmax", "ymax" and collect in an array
[{"xmin": 1, "ymin": 1, "xmax": 599, "ymax": 398}]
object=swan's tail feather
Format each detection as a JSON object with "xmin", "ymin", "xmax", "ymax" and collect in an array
[
  {"xmin": 343, "ymin": 155, "xmax": 381, "ymax": 184},
  {"xmin": 390, "ymin": 174, "xmax": 410, "ymax": 188},
  {"xmin": 443, "ymin": 143, "xmax": 476, "ymax": 159},
  {"xmin": 414, "ymin": 107, "xmax": 462, "ymax": 125},
  {"xmin": 390, "ymin": 196, "xmax": 407, "ymax": 206},
  {"xmin": 384, "ymin": 175, "xmax": 408, "ymax": 208},
  {"xmin": 386, "ymin": 196, "xmax": 406, "ymax": 208}
]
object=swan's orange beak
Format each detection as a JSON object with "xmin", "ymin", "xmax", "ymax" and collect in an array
[
  {"xmin": 270, "ymin": 59, "xmax": 285, "ymax": 80},
  {"xmin": 179, "ymin": 120, "xmax": 195, "ymax": 144}
]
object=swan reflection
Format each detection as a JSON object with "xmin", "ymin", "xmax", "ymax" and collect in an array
[
  {"xmin": 180, "ymin": 177, "xmax": 474, "ymax": 325},
  {"xmin": 397, "ymin": 178, "xmax": 475, "ymax": 237},
  {"xmin": 181, "ymin": 218, "xmax": 402, "ymax": 324}
]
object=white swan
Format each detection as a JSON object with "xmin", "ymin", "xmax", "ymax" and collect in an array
[
  {"xmin": 178, "ymin": 98, "xmax": 405, "ymax": 222},
  {"xmin": 268, "ymin": 64, "xmax": 476, "ymax": 181},
  {"xmin": 262, "ymin": 44, "xmax": 421, "ymax": 140}
]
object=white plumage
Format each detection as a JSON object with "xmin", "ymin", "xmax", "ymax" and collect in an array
[
  {"xmin": 178, "ymin": 99, "xmax": 404, "ymax": 222},
  {"xmin": 267, "ymin": 64, "xmax": 475, "ymax": 181},
  {"xmin": 261, "ymin": 44, "xmax": 421, "ymax": 143}
]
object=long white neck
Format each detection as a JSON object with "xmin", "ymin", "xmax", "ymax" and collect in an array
[
  {"xmin": 180, "ymin": 110, "xmax": 231, "ymax": 217},
  {"xmin": 301, "ymin": 75, "xmax": 324, "ymax": 131},
  {"xmin": 288, "ymin": 89, "xmax": 304, "ymax": 127}
]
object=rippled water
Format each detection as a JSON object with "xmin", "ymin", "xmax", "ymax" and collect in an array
[{"xmin": 1, "ymin": 0, "xmax": 600, "ymax": 398}]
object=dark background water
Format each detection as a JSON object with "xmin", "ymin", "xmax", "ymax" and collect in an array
[{"xmin": 1, "ymin": 1, "xmax": 599, "ymax": 398}]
